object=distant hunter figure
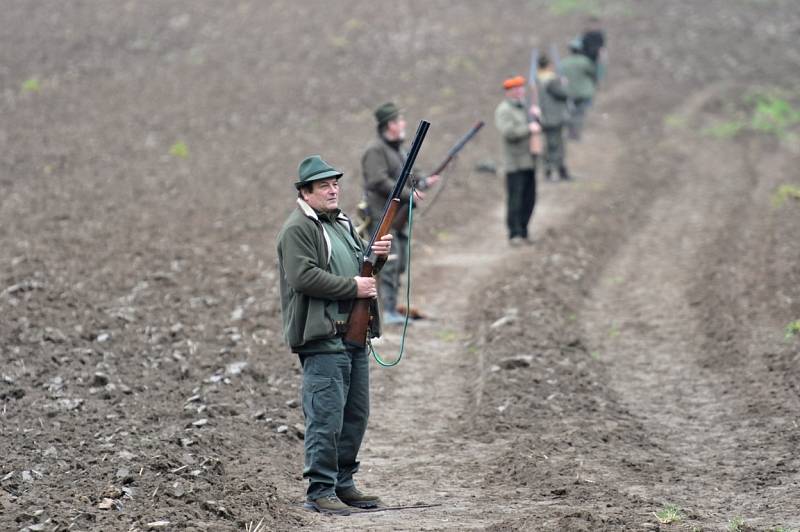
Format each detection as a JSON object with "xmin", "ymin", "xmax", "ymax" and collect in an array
[
  {"xmin": 535, "ymin": 54, "xmax": 572, "ymax": 181},
  {"xmin": 360, "ymin": 102, "xmax": 439, "ymax": 324},
  {"xmin": 561, "ymin": 37, "xmax": 597, "ymax": 140},
  {"xmin": 276, "ymin": 155, "xmax": 393, "ymax": 515},
  {"xmin": 494, "ymin": 75, "xmax": 539, "ymax": 246},
  {"xmin": 581, "ymin": 15, "xmax": 607, "ymax": 82}
]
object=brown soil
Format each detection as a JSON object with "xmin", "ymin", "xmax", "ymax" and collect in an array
[{"xmin": 2, "ymin": 1, "xmax": 799, "ymax": 531}]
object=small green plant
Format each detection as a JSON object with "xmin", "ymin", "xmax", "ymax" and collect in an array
[
  {"xmin": 772, "ymin": 184, "xmax": 800, "ymax": 208},
  {"xmin": 703, "ymin": 120, "xmax": 746, "ymax": 139},
  {"xmin": 21, "ymin": 78, "xmax": 41, "ymax": 93},
  {"xmin": 748, "ymin": 93, "xmax": 800, "ymax": 137},
  {"xmin": 437, "ymin": 329, "xmax": 458, "ymax": 342},
  {"xmin": 169, "ymin": 141, "xmax": 189, "ymax": 159},
  {"xmin": 549, "ymin": 0, "xmax": 602, "ymax": 15},
  {"xmin": 653, "ymin": 503, "xmax": 683, "ymax": 524},
  {"xmin": 728, "ymin": 516, "xmax": 745, "ymax": 532},
  {"xmin": 785, "ymin": 320, "xmax": 800, "ymax": 340},
  {"xmin": 664, "ymin": 114, "xmax": 688, "ymax": 129}
]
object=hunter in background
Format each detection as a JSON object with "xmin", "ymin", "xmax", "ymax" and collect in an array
[
  {"xmin": 494, "ymin": 76, "xmax": 539, "ymax": 246},
  {"xmin": 360, "ymin": 102, "xmax": 439, "ymax": 324}
]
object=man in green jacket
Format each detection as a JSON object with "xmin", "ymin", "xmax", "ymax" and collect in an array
[
  {"xmin": 536, "ymin": 54, "xmax": 572, "ymax": 181},
  {"xmin": 276, "ymin": 155, "xmax": 393, "ymax": 515},
  {"xmin": 361, "ymin": 102, "xmax": 439, "ymax": 324},
  {"xmin": 494, "ymin": 75, "xmax": 540, "ymax": 245},
  {"xmin": 560, "ymin": 37, "xmax": 597, "ymax": 140}
]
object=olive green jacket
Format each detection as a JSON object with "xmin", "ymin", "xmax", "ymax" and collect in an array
[
  {"xmin": 536, "ymin": 71, "xmax": 569, "ymax": 127},
  {"xmin": 560, "ymin": 53, "xmax": 596, "ymax": 101},
  {"xmin": 276, "ymin": 199, "xmax": 381, "ymax": 352},
  {"xmin": 494, "ymin": 98, "xmax": 535, "ymax": 173},
  {"xmin": 361, "ymin": 135, "xmax": 431, "ymax": 228}
]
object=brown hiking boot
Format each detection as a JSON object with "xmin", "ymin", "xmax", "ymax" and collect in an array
[
  {"xmin": 336, "ymin": 487, "xmax": 381, "ymax": 509},
  {"xmin": 395, "ymin": 304, "xmax": 427, "ymax": 320},
  {"xmin": 305, "ymin": 494, "xmax": 351, "ymax": 515}
]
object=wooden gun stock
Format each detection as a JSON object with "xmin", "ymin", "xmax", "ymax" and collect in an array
[{"xmin": 343, "ymin": 199, "xmax": 400, "ymax": 347}]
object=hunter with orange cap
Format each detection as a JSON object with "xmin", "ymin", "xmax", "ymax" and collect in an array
[{"xmin": 494, "ymin": 75, "xmax": 540, "ymax": 246}]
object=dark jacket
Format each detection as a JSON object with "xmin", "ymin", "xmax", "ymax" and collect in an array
[
  {"xmin": 361, "ymin": 135, "xmax": 430, "ymax": 226},
  {"xmin": 581, "ymin": 30, "xmax": 605, "ymax": 63},
  {"xmin": 276, "ymin": 199, "xmax": 381, "ymax": 352}
]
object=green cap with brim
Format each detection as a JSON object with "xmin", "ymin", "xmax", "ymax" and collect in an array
[
  {"xmin": 374, "ymin": 102, "xmax": 401, "ymax": 126},
  {"xmin": 295, "ymin": 155, "xmax": 343, "ymax": 190}
]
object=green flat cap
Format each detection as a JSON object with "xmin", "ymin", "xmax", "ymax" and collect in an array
[
  {"xmin": 295, "ymin": 155, "xmax": 343, "ymax": 189},
  {"xmin": 374, "ymin": 102, "xmax": 400, "ymax": 125}
]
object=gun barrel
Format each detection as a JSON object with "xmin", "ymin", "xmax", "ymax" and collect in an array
[{"xmin": 366, "ymin": 120, "xmax": 430, "ymax": 253}]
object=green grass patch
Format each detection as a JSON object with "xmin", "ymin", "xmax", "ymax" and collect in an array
[
  {"xmin": 653, "ymin": 503, "xmax": 683, "ymax": 524},
  {"xmin": 21, "ymin": 78, "xmax": 41, "ymax": 93},
  {"xmin": 702, "ymin": 120, "xmax": 746, "ymax": 139},
  {"xmin": 437, "ymin": 329, "xmax": 458, "ymax": 342},
  {"xmin": 785, "ymin": 320, "xmax": 800, "ymax": 340},
  {"xmin": 169, "ymin": 141, "xmax": 189, "ymax": 159},
  {"xmin": 548, "ymin": 0, "xmax": 602, "ymax": 15},
  {"xmin": 664, "ymin": 114, "xmax": 688, "ymax": 129},
  {"xmin": 748, "ymin": 93, "xmax": 800, "ymax": 136},
  {"xmin": 728, "ymin": 516, "xmax": 746, "ymax": 532},
  {"xmin": 772, "ymin": 184, "xmax": 800, "ymax": 208},
  {"xmin": 703, "ymin": 89, "xmax": 800, "ymax": 140}
]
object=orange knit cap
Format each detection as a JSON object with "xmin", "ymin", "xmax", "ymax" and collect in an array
[{"xmin": 503, "ymin": 76, "xmax": 526, "ymax": 89}]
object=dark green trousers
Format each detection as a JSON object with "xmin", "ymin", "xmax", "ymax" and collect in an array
[
  {"xmin": 300, "ymin": 347, "xmax": 370, "ymax": 500},
  {"xmin": 543, "ymin": 125, "xmax": 565, "ymax": 172}
]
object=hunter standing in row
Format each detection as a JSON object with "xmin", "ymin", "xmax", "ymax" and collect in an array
[
  {"xmin": 276, "ymin": 155, "xmax": 393, "ymax": 515},
  {"xmin": 581, "ymin": 15, "xmax": 607, "ymax": 82},
  {"xmin": 494, "ymin": 76, "xmax": 538, "ymax": 246},
  {"xmin": 536, "ymin": 54, "xmax": 572, "ymax": 181},
  {"xmin": 560, "ymin": 37, "xmax": 597, "ymax": 141},
  {"xmin": 361, "ymin": 102, "xmax": 439, "ymax": 324}
]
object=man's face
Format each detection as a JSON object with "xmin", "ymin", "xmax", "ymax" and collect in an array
[
  {"xmin": 302, "ymin": 177, "xmax": 340, "ymax": 213},
  {"xmin": 386, "ymin": 115, "xmax": 407, "ymax": 141},
  {"xmin": 506, "ymin": 85, "xmax": 525, "ymax": 101}
]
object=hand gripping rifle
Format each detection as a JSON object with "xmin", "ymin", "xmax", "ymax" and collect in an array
[
  {"xmin": 344, "ymin": 119, "xmax": 431, "ymax": 348},
  {"xmin": 419, "ymin": 120, "xmax": 484, "ymax": 216}
]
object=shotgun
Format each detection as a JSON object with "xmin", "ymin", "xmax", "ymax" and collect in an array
[
  {"xmin": 528, "ymin": 47, "xmax": 543, "ymax": 155},
  {"xmin": 344, "ymin": 119, "xmax": 431, "ymax": 348},
  {"xmin": 419, "ymin": 120, "xmax": 484, "ymax": 215}
]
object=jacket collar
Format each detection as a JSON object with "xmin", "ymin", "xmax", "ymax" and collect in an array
[
  {"xmin": 296, "ymin": 198, "xmax": 350, "ymax": 224},
  {"xmin": 296, "ymin": 199, "xmax": 357, "ymax": 265}
]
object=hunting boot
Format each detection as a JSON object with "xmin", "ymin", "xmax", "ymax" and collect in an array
[
  {"xmin": 336, "ymin": 487, "xmax": 381, "ymax": 509},
  {"xmin": 305, "ymin": 494, "xmax": 352, "ymax": 516},
  {"xmin": 559, "ymin": 166, "xmax": 572, "ymax": 181}
]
